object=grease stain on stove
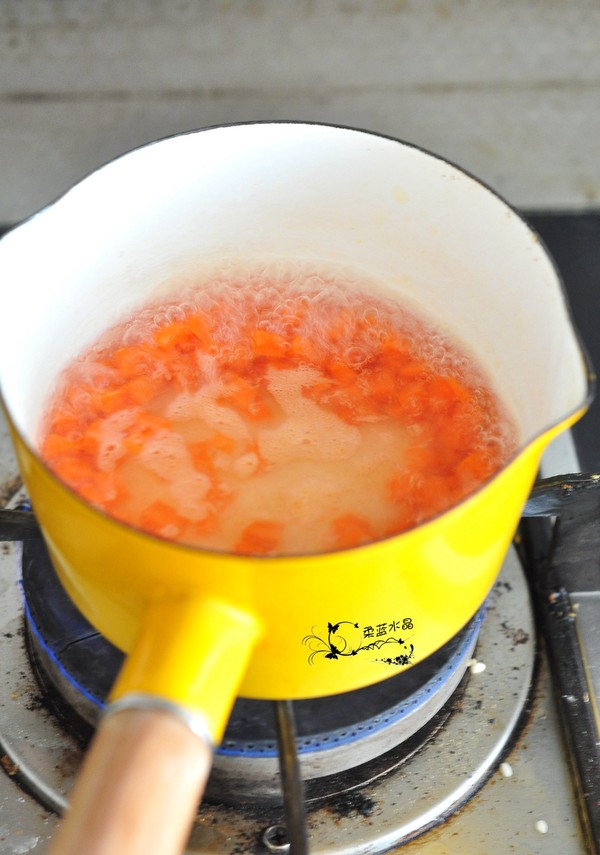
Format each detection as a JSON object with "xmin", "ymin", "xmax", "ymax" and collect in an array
[
  {"xmin": 53, "ymin": 746, "xmax": 80, "ymax": 782},
  {"xmin": 1, "ymin": 753, "xmax": 20, "ymax": 776},
  {"xmin": 500, "ymin": 621, "xmax": 530, "ymax": 647},
  {"xmin": 24, "ymin": 692, "xmax": 45, "ymax": 713},
  {"xmin": 0, "ymin": 475, "xmax": 23, "ymax": 508},
  {"xmin": 328, "ymin": 791, "xmax": 378, "ymax": 820}
]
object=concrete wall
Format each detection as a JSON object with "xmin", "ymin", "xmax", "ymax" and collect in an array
[{"xmin": 1, "ymin": 0, "xmax": 599, "ymax": 222}]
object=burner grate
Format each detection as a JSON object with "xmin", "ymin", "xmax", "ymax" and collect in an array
[
  {"xmin": 22, "ymin": 535, "xmax": 483, "ymax": 803},
  {"xmin": 1, "ymin": 539, "xmax": 536, "ymax": 853}
]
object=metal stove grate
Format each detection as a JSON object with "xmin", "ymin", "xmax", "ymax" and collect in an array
[{"xmin": 1, "ymin": 523, "xmax": 537, "ymax": 854}]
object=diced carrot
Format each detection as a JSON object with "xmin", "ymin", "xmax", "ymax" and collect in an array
[
  {"xmin": 218, "ymin": 376, "xmax": 272, "ymax": 421},
  {"xmin": 388, "ymin": 467, "xmax": 458, "ymax": 514},
  {"xmin": 406, "ymin": 443, "xmax": 438, "ymax": 471},
  {"xmin": 122, "ymin": 376, "xmax": 156, "ymax": 405},
  {"xmin": 51, "ymin": 454, "xmax": 97, "ymax": 485},
  {"xmin": 153, "ymin": 320, "xmax": 202, "ymax": 353},
  {"xmin": 111, "ymin": 345, "xmax": 152, "ymax": 378},
  {"xmin": 192, "ymin": 512, "xmax": 219, "ymax": 536},
  {"xmin": 170, "ymin": 352, "xmax": 203, "ymax": 391},
  {"xmin": 430, "ymin": 418, "xmax": 471, "ymax": 459},
  {"xmin": 49, "ymin": 432, "xmax": 99, "ymax": 460},
  {"xmin": 93, "ymin": 375, "xmax": 159, "ymax": 416},
  {"xmin": 326, "ymin": 359, "xmax": 357, "ymax": 386},
  {"xmin": 411, "ymin": 472, "xmax": 455, "ymax": 507},
  {"xmin": 188, "ymin": 440, "xmax": 216, "ymax": 473},
  {"xmin": 234, "ymin": 520, "xmax": 284, "ymax": 555},
  {"xmin": 289, "ymin": 333, "xmax": 322, "ymax": 365},
  {"xmin": 218, "ymin": 376, "xmax": 253, "ymax": 408},
  {"xmin": 432, "ymin": 375, "xmax": 472, "ymax": 402},
  {"xmin": 244, "ymin": 397, "xmax": 272, "ymax": 422},
  {"xmin": 78, "ymin": 472, "xmax": 127, "ymax": 507},
  {"xmin": 455, "ymin": 450, "xmax": 496, "ymax": 486},
  {"xmin": 330, "ymin": 513, "xmax": 375, "ymax": 549},
  {"xmin": 323, "ymin": 399, "xmax": 355, "ymax": 425},
  {"xmin": 252, "ymin": 329, "xmax": 289, "ymax": 359},
  {"xmin": 397, "ymin": 361, "xmax": 428, "ymax": 381},
  {"xmin": 325, "ymin": 310, "xmax": 353, "ymax": 345},
  {"xmin": 120, "ymin": 413, "xmax": 172, "ymax": 454},
  {"xmin": 389, "ymin": 475, "xmax": 445, "ymax": 526},
  {"xmin": 212, "ymin": 432, "xmax": 236, "ymax": 453},
  {"xmin": 121, "ymin": 434, "xmax": 144, "ymax": 455},
  {"xmin": 186, "ymin": 313, "xmax": 213, "ymax": 348},
  {"xmin": 206, "ymin": 481, "xmax": 234, "ymax": 509},
  {"xmin": 95, "ymin": 385, "xmax": 134, "ymax": 415},
  {"xmin": 378, "ymin": 333, "xmax": 412, "ymax": 362},
  {"xmin": 47, "ymin": 408, "xmax": 83, "ymax": 437},
  {"xmin": 49, "ymin": 453, "xmax": 125, "ymax": 508},
  {"xmin": 388, "ymin": 381, "xmax": 428, "ymax": 422},
  {"xmin": 425, "ymin": 377, "xmax": 473, "ymax": 417},
  {"xmin": 225, "ymin": 351, "xmax": 255, "ymax": 376},
  {"xmin": 139, "ymin": 501, "xmax": 188, "ymax": 539},
  {"xmin": 42, "ymin": 432, "xmax": 83, "ymax": 459},
  {"xmin": 303, "ymin": 378, "xmax": 334, "ymax": 399},
  {"xmin": 367, "ymin": 369, "xmax": 398, "ymax": 403}
]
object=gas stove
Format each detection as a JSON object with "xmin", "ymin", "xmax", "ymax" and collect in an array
[{"xmin": 1, "ymin": 213, "xmax": 599, "ymax": 854}]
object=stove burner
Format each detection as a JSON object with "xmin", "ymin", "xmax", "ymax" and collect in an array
[
  {"xmin": 1, "ymin": 537, "xmax": 535, "ymax": 854},
  {"xmin": 22, "ymin": 537, "xmax": 482, "ymax": 803}
]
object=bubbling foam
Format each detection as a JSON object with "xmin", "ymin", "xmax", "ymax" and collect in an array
[{"xmin": 38, "ymin": 261, "xmax": 518, "ymax": 555}]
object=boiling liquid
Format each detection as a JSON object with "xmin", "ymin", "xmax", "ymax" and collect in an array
[{"xmin": 39, "ymin": 265, "xmax": 518, "ymax": 555}]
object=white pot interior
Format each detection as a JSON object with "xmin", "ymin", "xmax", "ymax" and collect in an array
[{"xmin": 0, "ymin": 123, "xmax": 589, "ymax": 450}]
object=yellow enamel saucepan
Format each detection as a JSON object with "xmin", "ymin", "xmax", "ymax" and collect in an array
[{"xmin": 0, "ymin": 123, "xmax": 593, "ymax": 855}]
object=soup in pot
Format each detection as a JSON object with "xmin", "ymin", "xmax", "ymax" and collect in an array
[{"xmin": 39, "ymin": 264, "xmax": 518, "ymax": 555}]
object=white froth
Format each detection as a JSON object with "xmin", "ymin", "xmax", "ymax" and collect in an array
[
  {"xmin": 258, "ymin": 366, "xmax": 361, "ymax": 463},
  {"xmin": 168, "ymin": 472, "xmax": 212, "ymax": 521},
  {"xmin": 168, "ymin": 386, "xmax": 251, "ymax": 441},
  {"xmin": 139, "ymin": 430, "xmax": 192, "ymax": 479},
  {"xmin": 94, "ymin": 407, "xmax": 142, "ymax": 472},
  {"xmin": 233, "ymin": 452, "xmax": 260, "ymax": 479}
]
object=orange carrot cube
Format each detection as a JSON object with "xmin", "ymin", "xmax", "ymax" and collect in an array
[
  {"xmin": 234, "ymin": 520, "xmax": 284, "ymax": 555},
  {"xmin": 330, "ymin": 513, "xmax": 375, "ymax": 549}
]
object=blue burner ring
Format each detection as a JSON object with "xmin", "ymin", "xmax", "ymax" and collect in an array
[{"xmin": 22, "ymin": 537, "xmax": 483, "ymax": 760}]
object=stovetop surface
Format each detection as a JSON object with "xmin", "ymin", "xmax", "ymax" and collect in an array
[
  {"xmin": 0, "ymin": 526, "xmax": 584, "ymax": 855},
  {"xmin": 527, "ymin": 212, "xmax": 600, "ymax": 473},
  {"xmin": 1, "ymin": 212, "xmax": 599, "ymax": 854}
]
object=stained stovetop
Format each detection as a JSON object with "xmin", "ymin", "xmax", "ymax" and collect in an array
[{"xmin": 527, "ymin": 213, "xmax": 600, "ymax": 471}]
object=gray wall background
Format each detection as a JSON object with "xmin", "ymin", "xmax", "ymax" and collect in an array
[{"xmin": 1, "ymin": 0, "xmax": 599, "ymax": 223}]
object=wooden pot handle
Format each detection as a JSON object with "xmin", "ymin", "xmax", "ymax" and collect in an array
[{"xmin": 47, "ymin": 705, "xmax": 212, "ymax": 855}]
